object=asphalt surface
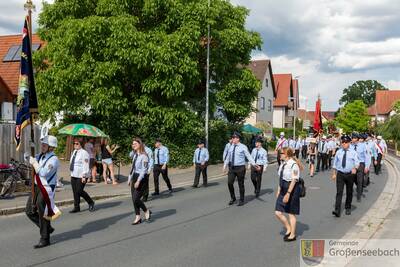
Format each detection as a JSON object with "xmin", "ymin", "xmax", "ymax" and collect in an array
[{"xmin": 0, "ymin": 161, "xmax": 388, "ymax": 267}]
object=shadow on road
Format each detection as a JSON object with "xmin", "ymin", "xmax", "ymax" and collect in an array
[
  {"xmin": 149, "ymin": 209, "xmax": 177, "ymax": 222},
  {"xmin": 279, "ymin": 221, "xmax": 310, "ymax": 237},
  {"xmin": 244, "ymin": 188, "xmax": 274, "ymax": 203}
]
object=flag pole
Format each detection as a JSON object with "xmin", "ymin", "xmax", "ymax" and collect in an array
[{"xmin": 24, "ymin": 0, "xmax": 36, "ymax": 202}]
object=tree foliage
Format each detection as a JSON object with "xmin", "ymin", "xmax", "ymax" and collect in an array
[
  {"xmin": 339, "ymin": 80, "xmax": 387, "ymax": 106},
  {"xmin": 335, "ymin": 100, "xmax": 370, "ymax": 133},
  {"xmin": 380, "ymin": 114, "xmax": 400, "ymax": 144},
  {"xmin": 34, "ymin": 0, "xmax": 262, "ymax": 162}
]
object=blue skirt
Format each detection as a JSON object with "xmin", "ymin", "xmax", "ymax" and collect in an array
[{"xmin": 275, "ymin": 180, "xmax": 300, "ymax": 215}]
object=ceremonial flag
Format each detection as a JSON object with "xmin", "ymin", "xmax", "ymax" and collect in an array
[
  {"xmin": 15, "ymin": 16, "xmax": 38, "ymax": 150},
  {"xmin": 313, "ymin": 97, "xmax": 323, "ymax": 136}
]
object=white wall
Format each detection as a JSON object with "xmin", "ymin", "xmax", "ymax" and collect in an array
[{"xmin": 273, "ymin": 107, "xmax": 285, "ymax": 128}]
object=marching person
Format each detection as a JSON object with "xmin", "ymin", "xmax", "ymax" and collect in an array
[
  {"xmin": 326, "ymin": 135, "xmax": 336, "ymax": 170},
  {"xmin": 350, "ymin": 133, "xmax": 370, "ymax": 202},
  {"xmin": 307, "ymin": 138, "xmax": 317, "ymax": 177},
  {"xmin": 249, "ymin": 137, "xmax": 268, "ymax": 197},
  {"xmin": 331, "ymin": 135, "xmax": 359, "ymax": 217},
  {"xmin": 316, "ymin": 135, "xmax": 328, "ymax": 172},
  {"xmin": 69, "ymin": 138, "xmax": 95, "ymax": 213},
  {"xmin": 301, "ymin": 137, "xmax": 308, "ymax": 159},
  {"xmin": 275, "ymin": 132, "xmax": 289, "ymax": 166},
  {"xmin": 374, "ymin": 136, "xmax": 386, "ymax": 175},
  {"xmin": 26, "ymin": 135, "xmax": 61, "ymax": 248},
  {"xmin": 365, "ymin": 133, "xmax": 377, "ymax": 186},
  {"xmin": 294, "ymin": 137, "xmax": 301, "ymax": 159},
  {"xmin": 274, "ymin": 148, "xmax": 303, "ymax": 242},
  {"xmin": 224, "ymin": 132, "xmax": 258, "ymax": 206},
  {"xmin": 192, "ymin": 140, "xmax": 209, "ymax": 188},
  {"xmin": 128, "ymin": 138, "xmax": 152, "ymax": 225},
  {"xmin": 152, "ymin": 139, "xmax": 173, "ymax": 195}
]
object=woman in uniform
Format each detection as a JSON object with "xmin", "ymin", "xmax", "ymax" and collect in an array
[
  {"xmin": 275, "ymin": 148, "xmax": 303, "ymax": 242},
  {"xmin": 128, "ymin": 137, "xmax": 152, "ymax": 225},
  {"xmin": 308, "ymin": 138, "xmax": 317, "ymax": 177}
]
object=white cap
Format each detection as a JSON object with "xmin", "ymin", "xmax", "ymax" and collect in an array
[
  {"xmin": 322, "ymin": 135, "xmax": 327, "ymax": 139},
  {"xmin": 41, "ymin": 135, "xmax": 58, "ymax": 148},
  {"xmin": 377, "ymin": 136, "xmax": 382, "ymax": 140},
  {"xmin": 280, "ymin": 132, "xmax": 285, "ymax": 136}
]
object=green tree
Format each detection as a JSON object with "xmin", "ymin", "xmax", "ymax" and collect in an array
[
  {"xmin": 34, "ymin": 0, "xmax": 262, "ymax": 162},
  {"xmin": 380, "ymin": 114, "xmax": 400, "ymax": 145},
  {"xmin": 339, "ymin": 80, "xmax": 387, "ymax": 106},
  {"xmin": 335, "ymin": 100, "xmax": 370, "ymax": 133},
  {"xmin": 392, "ymin": 100, "xmax": 400, "ymax": 114}
]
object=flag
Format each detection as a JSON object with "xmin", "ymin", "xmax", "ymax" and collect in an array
[
  {"xmin": 15, "ymin": 16, "xmax": 38, "ymax": 150},
  {"xmin": 313, "ymin": 97, "xmax": 323, "ymax": 136}
]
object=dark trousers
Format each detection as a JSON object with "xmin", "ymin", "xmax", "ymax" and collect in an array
[
  {"xmin": 142, "ymin": 173, "xmax": 150, "ymax": 201},
  {"xmin": 295, "ymin": 149, "xmax": 300, "ymax": 159},
  {"xmin": 26, "ymin": 186, "xmax": 52, "ymax": 242},
  {"xmin": 71, "ymin": 177, "xmax": 94, "ymax": 209},
  {"xmin": 250, "ymin": 166, "xmax": 263, "ymax": 194},
  {"xmin": 355, "ymin": 163, "xmax": 365, "ymax": 200},
  {"xmin": 228, "ymin": 166, "xmax": 246, "ymax": 201},
  {"xmin": 153, "ymin": 164, "xmax": 172, "ymax": 193},
  {"xmin": 131, "ymin": 174, "xmax": 148, "ymax": 215},
  {"xmin": 277, "ymin": 151, "xmax": 282, "ymax": 166},
  {"xmin": 327, "ymin": 151, "xmax": 333, "ymax": 169},
  {"xmin": 317, "ymin": 153, "xmax": 328, "ymax": 171},
  {"xmin": 335, "ymin": 172, "xmax": 354, "ymax": 212},
  {"xmin": 374, "ymin": 154, "xmax": 383, "ymax": 175},
  {"xmin": 301, "ymin": 145, "xmax": 308, "ymax": 159},
  {"xmin": 193, "ymin": 163, "xmax": 208, "ymax": 186}
]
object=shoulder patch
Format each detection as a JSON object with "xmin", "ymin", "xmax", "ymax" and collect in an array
[{"xmin": 85, "ymin": 159, "xmax": 89, "ymax": 163}]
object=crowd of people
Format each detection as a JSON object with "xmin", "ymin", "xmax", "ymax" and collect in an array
[{"xmin": 24, "ymin": 129, "xmax": 388, "ymax": 248}]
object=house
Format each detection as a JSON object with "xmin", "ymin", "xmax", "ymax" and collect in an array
[
  {"xmin": 272, "ymin": 74, "xmax": 298, "ymax": 128},
  {"xmin": 0, "ymin": 34, "xmax": 44, "ymax": 121},
  {"xmin": 245, "ymin": 60, "xmax": 276, "ymax": 130},
  {"xmin": 297, "ymin": 109, "xmax": 336, "ymax": 130},
  {"xmin": 367, "ymin": 90, "xmax": 400, "ymax": 123}
]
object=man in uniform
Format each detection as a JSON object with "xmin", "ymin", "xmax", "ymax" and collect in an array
[
  {"xmin": 317, "ymin": 135, "xmax": 329, "ymax": 172},
  {"xmin": 331, "ymin": 135, "xmax": 359, "ymax": 217},
  {"xmin": 326, "ymin": 135, "xmax": 336, "ymax": 170},
  {"xmin": 192, "ymin": 140, "xmax": 210, "ymax": 188},
  {"xmin": 224, "ymin": 132, "xmax": 258, "ymax": 206},
  {"xmin": 26, "ymin": 135, "xmax": 61, "ymax": 248},
  {"xmin": 350, "ymin": 133, "xmax": 370, "ymax": 202},
  {"xmin": 152, "ymin": 139, "xmax": 173, "ymax": 195},
  {"xmin": 69, "ymin": 138, "xmax": 95, "ymax": 213},
  {"xmin": 374, "ymin": 136, "xmax": 386, "ymax": 175},
  {"xmin": 294, "ymin": 137, "xmax": 302, "ymax": 159},
  {"xmin": 223, "ymin": 137, "xmax": 233, "ymax": 162},
  {"xmin": 249, "ymin": 138, "xmax": 268, "ymax": 197},
  {"xmin": 365, "ymin": 133, "xmax": 376, "ymax": 186},
  {"xmin": 275, "ymin": 132, "xmax": 288, "ymax": 166},
  {"xmin": 301, "ymin": 136, "xmax": 308, "ymax": 159}
]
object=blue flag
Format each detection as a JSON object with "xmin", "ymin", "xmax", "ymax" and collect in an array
[{"xmin": 15, "ymin": 16, "xmax": 38, "ymax": 150}]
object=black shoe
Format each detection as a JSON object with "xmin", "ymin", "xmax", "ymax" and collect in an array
[
  {"xmin": 284, "ymin": 232, "xmax": 291, "ymax": 238},
  {"xmin": 357, "ymin": 197, "xmax": 361, "ymax": 203},
  {"xmin": 255, "ymin": 192, "xmax": 260, "ymax": 198},
  {"xmin": 49, "ymin": 227, "xmax": 55, "ymax": 234},
  {"xmin": 89, "ymin": 202, "xmax": 95, "ymax": 212},
  {"xmin": 237, "ymin": 201, "xmax": 244, "ymax": 206},
  {"xmin": 332, "ymin": 210, "xmax": 340, "ymax": 217},
  {"xmin": 169, "ymin": 188, "xmax": 173, "ymax": 194},
  {"xmin": 151, "ymin": 192, "xmax": 160, "ymax": 196},
  {"xmin": 191, "ymin": 185, "xmax": 198, "ymax": 188},
  {"xmin": 69, "ymin": 208, "xmax": 80, "ymax": 213},
  {"xmin": 284, "ymin": 236, "xmax": 297, "ymax": 242},
  {"xmin": 34, "ymin": 240, "xmax": 50, "ymax": 249},
  {"xmin": 132, "ymin": 219, "xmax": 142, "ymax": 225},
  {"xmin": 203, "ymin": 184, "xmax": 208, "ymax": 187},
  {"xmin": 345, "ymin": 209, "xmax": 351, "ymax": 215},
  {"xmin": 142, "ymin": 197, "xmax": 148, "ymax": 202},
  {"xmin": 228, "ymin": 199, "xmax": 236, "ymax": 205}
]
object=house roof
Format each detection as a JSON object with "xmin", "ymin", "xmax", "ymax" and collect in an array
[
  {"xmin": 322, "ymin": 111, "xmax": 336, "ymax": 121},
  {"xmin": 246, "ymin": 59, "xmax": 276, "ymax": 98},
  {"xmin": 367, "ymin": 90, "xmax": 400, "ymax": 116},
  {"xmin": 0, "ymin": 34, "xmax": 44, "ymax": 96},
  {"xmin": 298, "ymin": 109, "xmax": 335, "ymax": 122},
  {"xmin": 273, "ymin": 74, "xmax": 293, "ymax": 107}
]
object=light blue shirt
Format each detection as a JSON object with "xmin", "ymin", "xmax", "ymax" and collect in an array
[
  {"xmin": 294, "ymin": 140, "xmax": 302, "ymax": 150},
  {"xmin": 224, "ymin": 143, "xmax": 256, "ymax": 167},
  {"xmin": 318, "ymin": 141, "xmax": 329, "ymax": 153},
  {"xmin": 288, "ymin": 139, "xmax": 296, "ymax": 149},
  {"xmin": 154, "ymin": 146, "xmax": 169, "ymax": 165},
  {"xmin": 35, "ymin": 151, "xmax": 59, "ymax": 188},
  {"xmin": 223, "ymin": 142, "xmax": 232, "ymax": 161},
  {"xmin": 351, "ymin": 142, "xmax": 371, "ymax": 168},
  {"xmin": 366, "ymin": 140, "xmax": 377, "ymax": 159},
  {"xmin": 333, "ymin": 148, "xmax": 359, "ymax": 173},
  {"xmin": 128, "ymin": 153, "xmax": 149, "ymax": 183},
  {"xmin": 193, "ymin": 147, "xmax": 209, "ymax": 164},
  {"xmin": 251, "ymin": 147, "xmax": 268, "ymax": 166},
  {"xmin": 144, "ymin": 146, "xmax": 154, "ymax": 171}
]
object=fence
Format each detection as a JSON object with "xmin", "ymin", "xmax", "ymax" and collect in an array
[{"xmin": 0, "ymin": 123, "xmax": 41, "ymax": 164}]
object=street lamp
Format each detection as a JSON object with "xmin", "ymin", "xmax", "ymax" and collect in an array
[{"xmin": 205, "ymin": 0, "xmax": 210, "ymax": 148}]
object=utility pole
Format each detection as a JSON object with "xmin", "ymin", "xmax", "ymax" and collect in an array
[{"xmin": 205, "ymin": 0, "xmax": 210, "ymax": 148}]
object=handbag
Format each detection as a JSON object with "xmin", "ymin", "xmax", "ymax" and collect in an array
[{"xmin": 290, "ymin": 163, "xmax": 306, "ymax": 198}]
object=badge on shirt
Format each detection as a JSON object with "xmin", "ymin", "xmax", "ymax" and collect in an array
[{"xmin": 144, "ymin": 161, "xmax": 148, "ymax": 168}]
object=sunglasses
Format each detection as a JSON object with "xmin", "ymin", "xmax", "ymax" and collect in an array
[{"xmin": 73, "ymin": 142, "xmax": 80, "ymax": 145}]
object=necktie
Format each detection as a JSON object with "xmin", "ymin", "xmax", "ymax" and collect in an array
[
  {"xmin": 354, "ymin": 144, "xmax": 357, "ymax": 151},
  {"xmin": 342, "ymin": 150, "xmax": 347, "ymax": 168},
  {"xmin": 280, "ymin": 163, "xmax": 287, "ymax": 180},
  {"xmin": 130, "ymin": 154, "xmax": 138, "ymax": 175},
  {"xmin": 231, "ymin": 145, "xmax": 237, "ymax": 166},
  {"xmin": 157, "ymin": 149, "xmax": 160, "ymax": 165},
  {"xmin": 198, "ymin": 149, "xmax": 201, "ymax": 162},
  {"xmin": 70, "ymin": 150, "xmax": 77, "ymax": 172},
  {"xmin": 322, "ymin": 142, "xmax": 325, "ymax": 152},
  {"xmin": 255, "ymin": 149, "xmax": 259, "ymax": 164}
]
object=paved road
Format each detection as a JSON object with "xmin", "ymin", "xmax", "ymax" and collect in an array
[{"xmin": 0, "ymin": 161, "xmax": 388, "ymax": 267}]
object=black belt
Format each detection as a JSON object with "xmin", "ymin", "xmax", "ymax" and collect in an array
[
  {"xmin": 337, "ymin": 171, "xmax": 352, "ymax": 175},
  {"xmin": 230, "ymin": 165, "xmax": 245, "ymax": 168}
]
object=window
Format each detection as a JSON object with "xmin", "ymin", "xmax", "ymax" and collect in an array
[
  {"xmin": 268, "ymin": 99, "xmax": 272, "ymax": 112},
  {"xmin": 265, "ymin": 78, "xmax": 269, "ymax": 87},
  {"xmin": 3, "ymin": 44, "xmax": 41, "ymax": 62},
  {"xmin": 259, "ymin": 97, "xmax": 265, "ymax": 110}
]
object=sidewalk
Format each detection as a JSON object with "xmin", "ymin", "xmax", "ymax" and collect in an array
[{"xmin": 0, "ymin": 162, "xmax": 225, "ymax": 215}]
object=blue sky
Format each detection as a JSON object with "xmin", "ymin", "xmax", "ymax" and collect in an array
[{"xmin": 2, "ymin": 0, "xmax": 400, "ymax": 111}]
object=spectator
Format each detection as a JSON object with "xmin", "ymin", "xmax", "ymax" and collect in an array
[
  {"xmin": 84, "ymin": 138, "xmax": 97, "ymax": 183},
  {"xmin": 101, "ymin": 139, "xmax": 119, "ymax": 185}
]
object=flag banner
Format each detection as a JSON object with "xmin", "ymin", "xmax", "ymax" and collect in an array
[
  {"xmin": 313, "ymin": 98, "xmax": 323, "ymax": 136},
  {"xmin": 15, "ymin": 16, "xmax": 38, "ymax": 150}
]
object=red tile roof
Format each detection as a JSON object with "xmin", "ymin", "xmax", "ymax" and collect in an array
[
  {"xmin": 0, "ymin": 34, "xmax": 44, "ymax": 96},
  {"xmin": 367, "ymin": 90, "xmax": 400, "ymax": 115},
  {"xmin": 273, "ymin": 74, "xmax": 293, "ymax": 107},
  {"xmin": 322, "ymin": 111, "xmax": 336, "ymax": 121},
  {"xmin": 246, "ymin": 59, "xmax": 276, "ymax": 98},
  {"xmin": 298, "ymin": 109, "xmax": 335, "ymax": 121}
]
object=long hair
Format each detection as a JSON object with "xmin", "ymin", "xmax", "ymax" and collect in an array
[
  {"xmin": 133, "ymin": 137, "xmax": 146, "ymax": 155},
  {"xmin": 282, "ymin": 147, "xmax": 304, "ymax": 171}
]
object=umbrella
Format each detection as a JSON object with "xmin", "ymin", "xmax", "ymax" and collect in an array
[
  {"xmin": 58, "ymin": 123, "xmax": 108, "ymax": 137},
  {"xmin": 242, "ymin": 124, "xmax": 263, "ymax": 134}
]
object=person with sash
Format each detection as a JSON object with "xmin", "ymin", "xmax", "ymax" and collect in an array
[
  {"xmin": 374, "ymin": 136, "xmax": 385, "ymax": 175},
  {"xmin": 275, "ymin": 132, "xmax": 288, "ymax": 166},
  {"xmin": 192, "ymin": 139, "xmax": 210, "ymax": 188},
  {"xmin": 25, "ymin": 135, "xmax": 61, "ymax": 248}
]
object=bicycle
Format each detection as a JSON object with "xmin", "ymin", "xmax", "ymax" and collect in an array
[{"xmin": 0, "ymin": 159, "xmax": 31, "ymax": 198}]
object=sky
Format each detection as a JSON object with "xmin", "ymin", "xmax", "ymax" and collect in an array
[{"xmin": 1, "ymin": 0, "xmax": 400, "ymax": 111}]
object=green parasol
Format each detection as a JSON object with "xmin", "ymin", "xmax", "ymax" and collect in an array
[
  {"xmin": 58, "ymin": 123, "xmax": 108, "ymax": 137},
  {"xmin": 242, "ymin": 124, "xmax": 263, "ymax": 134}
]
